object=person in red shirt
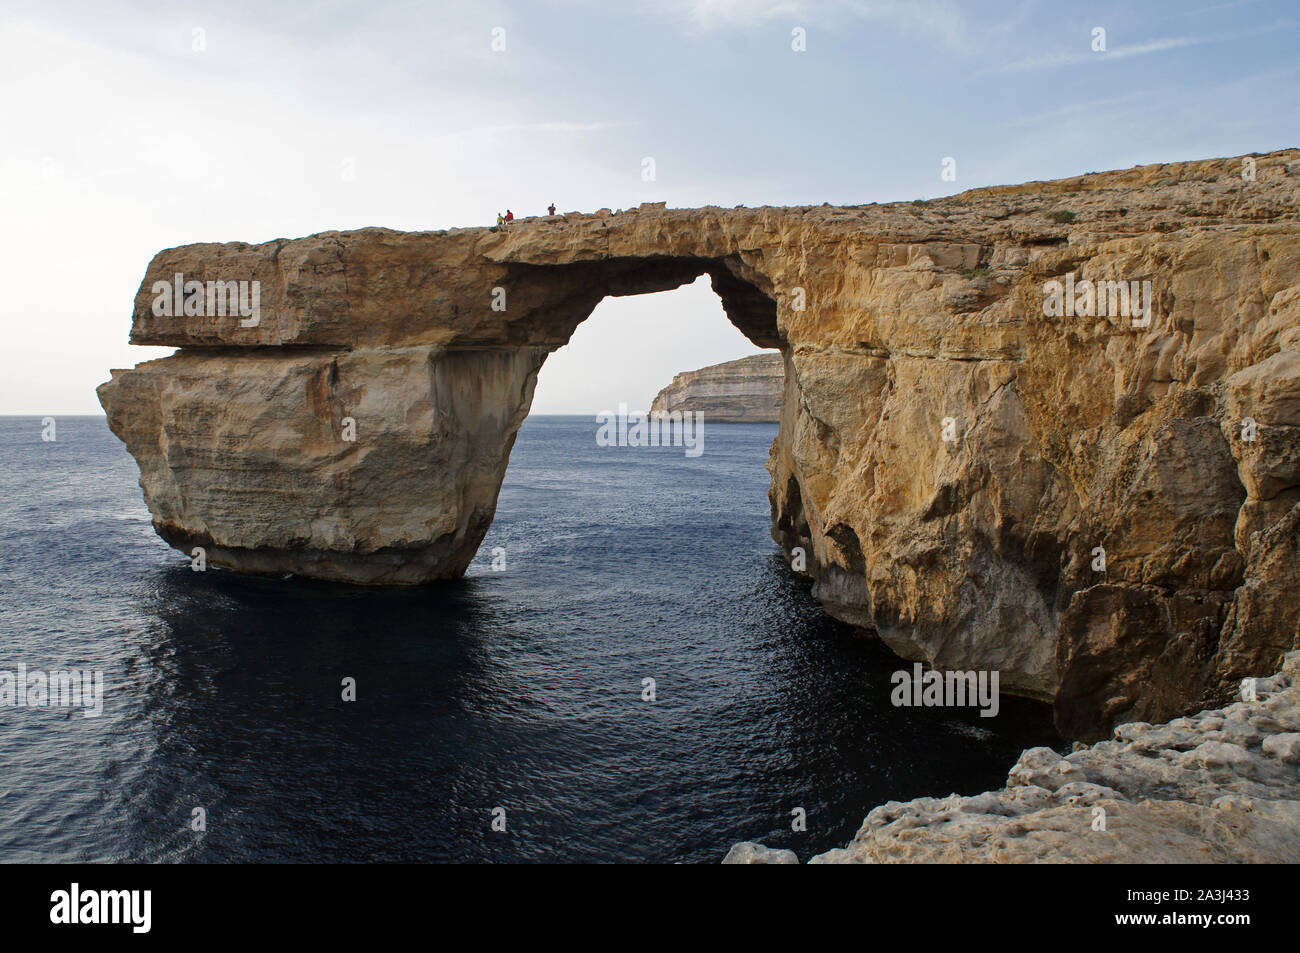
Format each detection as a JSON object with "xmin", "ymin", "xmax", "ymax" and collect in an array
[{"xmin": 505, "ymin": 209, "xmax": 514, "ymax": 222}]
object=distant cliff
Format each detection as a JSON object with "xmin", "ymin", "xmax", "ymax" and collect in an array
[{"xmin": 650, "ymin": 354, "xmax": 783, "ymax": 422}]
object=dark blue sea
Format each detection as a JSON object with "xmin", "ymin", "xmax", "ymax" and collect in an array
[{"xmin": 0, "ymin": 415, "xmax": 1059, "ymax": 863}]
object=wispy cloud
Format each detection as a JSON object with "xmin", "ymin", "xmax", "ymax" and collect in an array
[
  {"xmin": 988, "ymin": 34, "xmax": 1209, "ymax": 74},
  {"xmin": 641, "ymin": 0, "xmax": 978, "ymax": 52},
  {"xmin": 999, "ymin": 90, "xmax": 1159, "ymax": 129},
  {"xmin": 1185, "ymin": 0, "xmax": 1266, "ymax": 14},
  {"xmin": 985, "ymin": 18, "xmax": 1296, "ymax": 75},
  {"xmin": 431, "ymin": 121, "xmax": 633, "ymax": 144}
]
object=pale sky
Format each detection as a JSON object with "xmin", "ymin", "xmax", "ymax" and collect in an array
[{"xmin": 2, "ymin": 0, "xmax": 1297, "ymax": 414}]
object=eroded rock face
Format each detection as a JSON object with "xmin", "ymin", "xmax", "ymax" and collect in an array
[
  {"xmin": 99, "ymin": 152, "xmax": 1300, "ymax": 737},
  {"xmin": 722, "ymin": 651, "xmax": 1300, "ymax": 864},
  {"xmin": 101, "ymin": 346, "xmax": 546, "ymax": 584},
  {"xmin": 650, "ymin": 353, "xmax": 784, "ymax": 422}
]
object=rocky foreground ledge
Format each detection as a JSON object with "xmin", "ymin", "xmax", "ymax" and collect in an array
[{"xmin": 725, "ymin": 651, "xmax": 1300, "ymax": 863}]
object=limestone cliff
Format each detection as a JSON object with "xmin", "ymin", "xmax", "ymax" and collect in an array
[
  {"xmin": 650, "ymin": 353, "xmax": 783, "ymax": 422},
  {"xmin": 99, "ymin": 151, "xmax": 1300, "ymax": 739}
]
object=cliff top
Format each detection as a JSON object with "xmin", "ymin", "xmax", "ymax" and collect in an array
[
  {"xmin": 165, "ymin": 148, "xmax": 1300, "ymax": 255},
  {"xmin": 129, "ymin": 148, "xmax": 1300, "ymax": 354}
]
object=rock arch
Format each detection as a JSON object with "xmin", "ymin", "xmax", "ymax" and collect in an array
[
  {"xmin": 101, "ymin": 153, "xmax": 1300, "ymax": 737},
  {"xmin": 101, "ymin": 220, "xmax": 785, "ymax": 590}
]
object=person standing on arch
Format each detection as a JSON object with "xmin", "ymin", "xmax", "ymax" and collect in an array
[
  {"xmin": 496, "ymin": 212, "xmax": 504, "ymax": 227},
  {"xmin": 547, "ymin": 203, "xmax": 556, "ymax": 215}
]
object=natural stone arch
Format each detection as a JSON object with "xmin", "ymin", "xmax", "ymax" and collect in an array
[
  {"xmin": 101, "ymin": 152, "xmax": 1300, "ymax": 738},
  {"xmin": 102, "ymin": 225, "xmax": 787, "ymax": 589}
]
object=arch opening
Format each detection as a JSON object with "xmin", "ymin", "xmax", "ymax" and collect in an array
[
  {"xmin": 498, "ymin": 255, "xmax": 781, "ymax": 353},
  {"xmin": 527, "ymin": 272, "xmax": 778, "ymax": 418}
]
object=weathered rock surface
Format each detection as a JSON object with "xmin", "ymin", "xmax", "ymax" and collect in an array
[
  {"xmin": 100, "ymin": 151, "xmax": 1300, "ymax": 737},
  {"xmin": 101, "ymin": 346, "xmax": 545, "ymax": 583},
  {"xmin": 650, "ymin": 353, "xmax": 784, "ymax": 422},
  {"xmin": 720, "ymin": 842, "xmax": 800, "ymax": 864},
  {"xmin": 723, "ymin": 651, "xmax": 1300, "ymax": 863}
]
